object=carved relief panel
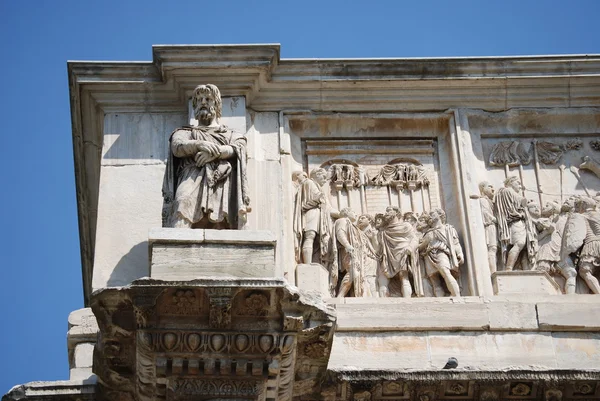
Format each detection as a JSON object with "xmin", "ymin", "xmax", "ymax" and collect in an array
[
  {"xmin": 479, "ymin": 132, "xmax": 600, "ymax": 295},
  {"xmin": 286, "ymin": 113, "xmax": 472, "ymax": 299}
]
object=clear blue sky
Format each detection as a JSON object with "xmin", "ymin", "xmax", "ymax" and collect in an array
[{"xmin": 1, "ymin": 0, "xmax": 599, "ymax": 394}]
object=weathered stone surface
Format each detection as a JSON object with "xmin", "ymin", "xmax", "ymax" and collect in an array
[
  {"xmin": 335, "ymin": 299, "xmax": 489, "ymax": 331},
  {"xmin": 486, "ymin": 300, "xmax": 538, "ymax": 330},
  {"xmin": 149, "ymin": 228, "xmax": 276, "ymax": 280},
  {"xmin": 67, "ymin": 308, "xmax": 99, "ymax": 370},
  {"xmin": 552, "ymin": 332, "xmax": 600, "ymax": 369},
  {"xmin": 93, "ymin": 164, "xmax": 164, "ymax": 291},
  {"xmin": 328, "ymin": 331, "xmax": 430, "ymax": 370},
  {"xmin": 74, "ymin": 343, "xmax": 94, "ymax": 369},
  {"xmin": 2, "ymin": 378, "xmax": 97, "ymax": 401},
  {"xmin": 537, "ymin": 302, "xmax": 600, "ymax": 330},
  {"xmin": 296, "ymin": 263, "xmax": 329, "ymax": 296},
  {"xmin": 492, "ymin": 271, "xmax": 562, "ymax": 295}
]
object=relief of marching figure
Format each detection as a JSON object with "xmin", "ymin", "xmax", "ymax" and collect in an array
[
  {"xmin": 292, "ymin": 168, "xmax": 335, "ymax": 265},
  {"xmin": 494, "ymin": 176, "xmax": 538, "ymax": 272}
]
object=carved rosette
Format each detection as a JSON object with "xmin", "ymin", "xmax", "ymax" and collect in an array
[{"xmin": 90, "ymin": 278, "xmax": 335, "ymax": 401}]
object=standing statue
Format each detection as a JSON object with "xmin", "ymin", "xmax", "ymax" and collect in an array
[
  {"xmin": 478, "ymin": 182, "xmax": 498, "ymax": 274},
  {"xmin": 575, "ymin": 197, "xmax": 600, "ymax": 293},
  {"xmin": 329, "ymin": 208, "xmax": 378, "ymax": 297},
  {"xmin": 377, "ymin": 206, "xmax": 420, "ymax": 298},
  {"xmin": 494, "ymin": 176, "xmax": 537, "ymax": 271},
  {"xmin": 356, "ymin": 214, "xmax": 380, "ymax": 297},
  {"xmin": 293, "ymin": 168, "xmax": 332, "ymax": 264},
  {"xmin": 417, "ymin": 209, "xmax": 463, "ymax": 297},
  {"xmin": 535, "ymin": 200, "xmax": 578, "ymax": 294},
  {"xmin": 162, "ymin": 84, "xmax": 250, "ymax": 229}
]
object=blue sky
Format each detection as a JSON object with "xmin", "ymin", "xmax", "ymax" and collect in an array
[{"xmin": 1, "ymin": 0, "xmax": 599, "ymax": 394}]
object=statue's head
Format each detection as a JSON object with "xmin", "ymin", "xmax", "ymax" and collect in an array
[
  {"xmin": 434, "ymin": 208, "xmax": 447, "ymax": 224},
  {"xmin": 541, "ymin": 200, "xmax": 560, "ymax": 217},
  {"xmin": 576, "ymin": 196, "xmax": 597, "ymax": 212},
  {"xmin": 374, "ymin": 213, "xmax": 385, "ymax": 229},
  {"xmin": 310, "ymin": 168, "xmax": 328, "ymax": 186},
  {"xmin": 527, "ymin": 200, "xmax": 541, "ymax": 218},
  {"xmin": 561, "ymin": 196, "xmax": 577, "ymax": 213},
  {"xmin": 479, "ymin": 181, "xmax": 494, "ymax": 198},
  {"xmin": 192, "ymin": 84, "xmax": 222, "ymax": 124},
  {"xmin": 357, "ymin": 214, "xmax": 373, "ymax": 230},
  {"xmin": 339, "ymin": 207, "xmax": 357, "ymax": 222},
  {"xmin": 403, "ymin": 211, "xmax": 418, "ymax": 226},
  {"xmin": 417, "ymin": 211, "xmax": 432, "ymax": 231},
  {"xmin": 292, "ymin": 171, "xmax": 308, "ymax": 184},
  {"xmin": 504, "ymin": 176, "xmax": 522, "ymax": 193}
]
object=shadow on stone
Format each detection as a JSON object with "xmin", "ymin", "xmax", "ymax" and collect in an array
[{"xmin": 107, "ymin": 241, "xmax": 149, "ymax": 287}]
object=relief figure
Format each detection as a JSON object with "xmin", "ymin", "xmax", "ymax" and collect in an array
[
  {"xmin": 535, "ymin": 200, "xmax": 578, "ymax": 294},
  {"xmin": 494, "ymin": 176, "xmax": 537, "ymax": 271},
  {"xmin": 479, "ymin": 182, "xmax": 498, "ymax": 274},
  {"xmin": 293, "ymin": 169, "xmax": 333, "ymax": 265},
  {"xmin": 329, "ymin": 208, "xmax": 378, "ymax": 297},
  {"xmin": 417, "ymin": 209, "xmax": 463, "ymax": 297},
  {"xmin": 377, "ymin": 207, "xmax": 420, "ymax": 298}
]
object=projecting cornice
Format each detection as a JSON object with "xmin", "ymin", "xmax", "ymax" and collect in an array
[{"xmin": 69, "ymin": 45, "xmax": 600, "ymax": 113}]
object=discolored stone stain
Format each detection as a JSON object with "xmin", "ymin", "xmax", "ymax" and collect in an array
[
  {"xmin": 288, "ymin": 116, "xmax": 448, "ymax": 137},
  {"xmin": 555, "ymin": 336, "xmax": 599, "ymax": 358},
  {"xmin": 342, "ymin": 335, "xmax": 426, "ymax": 353},
  {"xmin": 322, "ymin": 61, "xmax": 469, "ymax": 80}
]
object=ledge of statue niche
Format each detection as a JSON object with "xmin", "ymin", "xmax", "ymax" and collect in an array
[{"xmin": 148, "ymin": 227, "xmax": 277, "ymax": 281}]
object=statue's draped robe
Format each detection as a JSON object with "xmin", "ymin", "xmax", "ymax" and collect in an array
[
  {"xmin": 329, "ymin": 217, "xmax": 378, "ymax": 297},
  {"xmin": 292, "ymin": 178, "xmax": 332, "ymax": 263},
  {"xmin": 537, "ymin": 213, "xmax": 569, "ymax": 273},
  {"xmin": 480, "ymin": 197, "xmax": 497, "ymax": 247},
  {"xmin": 162, "ymin": 125, "xmax": 250, "ymax": 229},
  {"xmin": 378, "ymin": 220, "xmax": 423, "ymax": 296},
  {"xmin": 421, "ymin": 224, "xmax": 463, "ymax": 278},
  {"xmin": 494, "ymin": 187, "xmax": 537, "ymax": 266}
]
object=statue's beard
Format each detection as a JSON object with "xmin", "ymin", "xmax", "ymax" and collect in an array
[{"xmin": 195, "ymin": 106, "xmax": 216, "ymax": 124}]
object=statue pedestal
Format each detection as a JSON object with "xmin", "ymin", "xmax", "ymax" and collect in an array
[
  {"xmin": 296, "ymin": 263, "xmax": 330, "ymax": 296},
  {"xmin": 492, "ymin": 271, "xmax": 562, "ymax": 295},
  {"xmin": 149, "ymin": 228, "xmax": 276, "ymax": 280}
]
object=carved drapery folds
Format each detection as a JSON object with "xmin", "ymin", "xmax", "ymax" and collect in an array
[
  {"xmin": 292, "ymin": 168, "xmax": 465, "ymax": 298},
  {"xmin": 90, "ymin": 279, "xmax": 335, "ymax": 401},
  {"xmin": 482, "ymin": 137, "xmax": 600, "ymax": 294}
]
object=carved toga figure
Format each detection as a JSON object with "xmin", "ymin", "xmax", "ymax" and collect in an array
[
  {"xmin": 162, "ymin": 84, "xmax": 250, "ymax": 229},
  {"xmin": 329, "ymin": 208, "xmax": 378, "ymax": 297},
  {"xmin": 293, "ymin": 168, "xmax": 332, "ymax": 264},
  {"xmin": 494, "ymin": 176, "xmax": 537, "ymax": 271},
  {"xmin": 418, "ymin": 209, "xmax": 463, "ymax": 297},
  {"xmin": 378, "ymin": 206, "xmax": 420, "ymax": 298},
  {"xmin": 479, "ymin": 181, "xmax": 498, "ymax": 273}
]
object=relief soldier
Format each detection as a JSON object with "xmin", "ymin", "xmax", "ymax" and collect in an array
[
  {"xmin": 418, "ymin": 209, "xmax": 463, "ymax": 297},
  {"xmin": 293, "ymin": 168, "xmax": 333, "ymax": 265},
  {"xmin": 494, "ymin": 176, "xmax": 537, "ymax": 271},
  {"xmin": 479, "ymin": 181, "xmax": 498, "ymax": 274}
]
